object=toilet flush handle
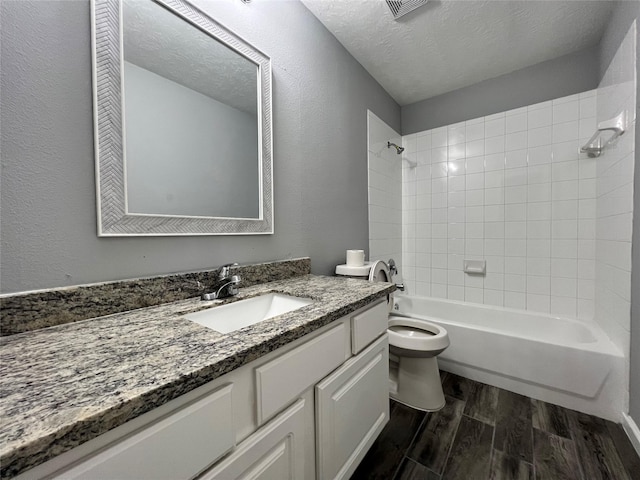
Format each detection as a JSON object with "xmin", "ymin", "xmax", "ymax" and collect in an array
[{"xmin": 395, "ymin": 283, "xmax": 405, "ymax": 292}]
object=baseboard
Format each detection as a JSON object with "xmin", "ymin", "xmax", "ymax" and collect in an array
[{"xmin": 622, "ymin": 412, "xmax": 640, "ymax": 458}]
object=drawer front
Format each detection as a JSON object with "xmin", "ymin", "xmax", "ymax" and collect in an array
[
  {"xmin": 200, "ymin": 398, "xmax": 306, "ymax": 480},
  {"xmin": 56, "ymin": 384, "xmax": 234, "ymax": 480},
  {"xmin": 351, "ymin": 299, "xmax": 388, "ymax": 354},
  {"xmin": 256, "ymin": 323, "xmax": 347, "ymax": 424}
]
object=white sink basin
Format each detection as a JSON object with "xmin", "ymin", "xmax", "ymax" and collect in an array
[{"xmin": 184, "ymin": 293, "xmax": 313, "ymax": 334}]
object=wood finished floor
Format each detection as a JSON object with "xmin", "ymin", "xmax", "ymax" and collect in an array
[{"xmin": 351, "ymin": 372, "xmax": 640, "ymax": 480}]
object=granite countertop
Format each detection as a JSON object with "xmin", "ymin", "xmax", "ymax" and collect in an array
[{"xmin": 0, "ymin": 274, "xmax": 394, "ymax": 478}]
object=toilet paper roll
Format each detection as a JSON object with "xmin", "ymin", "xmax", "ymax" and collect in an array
[{"xmin": 346, "ymin": 250, "xmax": 365, "ymax": 266}]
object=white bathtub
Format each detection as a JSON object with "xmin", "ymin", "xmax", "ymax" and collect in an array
[{"xmin": 391, "ymin": 295, "xmax": 625, "ymax": 421}]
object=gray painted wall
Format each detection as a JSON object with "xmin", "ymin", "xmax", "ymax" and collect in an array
[
  {"xmin": 0, "ymin": 0, "xmax": 400, "ymax": 294},
  {"xmin": 599, "ymin": 1, "xmax": 640, "ymax": 427},
  {"xmin": 401, "ymin": 46, "xmax": 600, "ymax": 134}
]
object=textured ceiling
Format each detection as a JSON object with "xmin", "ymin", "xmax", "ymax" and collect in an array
[
  {"xmin": 301, "ymin": 0, "xmax": 615, "ymax": 106},
  {"xmin": 123, "ymin": 0, "xmax": 258, "ymax": 115}
]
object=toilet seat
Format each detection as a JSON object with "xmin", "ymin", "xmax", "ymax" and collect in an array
[
  {"xmin": 368, "ymin": 260, "xmax": 390, "ymax": 282},
  {"xmin": 387, "ymin": 316, "xmax": 449, "ymax": 353}
]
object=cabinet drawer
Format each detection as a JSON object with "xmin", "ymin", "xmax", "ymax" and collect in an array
[
  {"xmin": 55, "ymin": 384, "xmax": 234, "ymax": 480},
  {"xmin": 256, "ymin": 323, "xmax": 347, "ymax": 424},
  {"xmin": 351, "ymin": 300, "xmax": 387, "ymax": 354}
]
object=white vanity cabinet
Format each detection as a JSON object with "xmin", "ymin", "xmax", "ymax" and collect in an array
[{"xmin": 19, "ymin": 299, "xmax": 388, "ymax": 480}]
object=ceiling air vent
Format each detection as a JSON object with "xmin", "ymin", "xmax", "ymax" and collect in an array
[{"xmin": 385, "ymin": 0, "xmax": 429, "ymax": 20}]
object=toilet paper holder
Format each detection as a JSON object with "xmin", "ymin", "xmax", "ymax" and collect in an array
[{"xmin": 464, "ymin": 259, "xmax": 486, "ymax": 275}]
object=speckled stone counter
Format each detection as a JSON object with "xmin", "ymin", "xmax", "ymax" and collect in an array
[{"xmin": 0, "ymin": 274, "xmax": 394, "ymax": 478}]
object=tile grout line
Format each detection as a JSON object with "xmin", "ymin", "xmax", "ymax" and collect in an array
[
  {"xmin": 391, "ymin": 411, "xmax": 429, "ymax": 480},
  {"xmin": 538, "ymin": 426, "xmax": 590, "ymax": 480},
  {"xmin": 530, "ymin": 410, "xmax": 537, "ymax": 480},
  {"xmin": 565, "ymin": 412, "xmax": 587, "ymax": 480},
  {"xmin": 438, "ymin": 398, "xmax": 468, "ymax": 478},
  {"xmin": 489, "ymin": 415, "xmax": 496, "ymax": 477}
]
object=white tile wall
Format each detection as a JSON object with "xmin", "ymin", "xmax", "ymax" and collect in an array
[
  {"xmin": 401, "ymin": 91, "xmax": 600, "ymax": 317},
  {"xmin": 367, "ymin": 111, "xmax": 402, "ymax": 271},
  {"xmin": 594, "ymin": 22, "xmax": 636, "ymax": 358}
]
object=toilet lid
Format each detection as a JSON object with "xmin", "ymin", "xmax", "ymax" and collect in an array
[{"xmin": 368, "ymin": 260, "xmax": 391, "ymax": 282}]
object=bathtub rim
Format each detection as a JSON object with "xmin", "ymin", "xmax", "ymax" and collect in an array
[{"xmin": 392, "ymin": 294, "xmax": 623, "ymax": 357}]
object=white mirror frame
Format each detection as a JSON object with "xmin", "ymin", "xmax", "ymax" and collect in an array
[{"xmin": 91, "ymin": 0, "xmax": 273, "ymax": 235}]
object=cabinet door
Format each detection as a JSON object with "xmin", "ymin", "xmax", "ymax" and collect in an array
[
  {"xmin": 201, "ymin": 398, "xmax": 306, "ymax": 480},
  {"xmin": 316, "ymin": 335, "xmax": 389, "ymax": 480}
]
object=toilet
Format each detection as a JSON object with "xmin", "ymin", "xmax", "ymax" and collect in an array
[
  {"xmin": 335, "ymin": 259, "xmax": 450, "ymax": 412},
  {"xmin": 387, "ymin": 315, "xmax": 449, "ymax": 411}
]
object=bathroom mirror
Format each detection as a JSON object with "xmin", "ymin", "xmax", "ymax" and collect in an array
[{"xmin": 91, "ymin": 0, "xmax": 273, "ymax": 235}]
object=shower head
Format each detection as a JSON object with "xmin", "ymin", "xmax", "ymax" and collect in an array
[{"xmin": 387, "ymin": 141, "xmax": 405, "ymax": 154}]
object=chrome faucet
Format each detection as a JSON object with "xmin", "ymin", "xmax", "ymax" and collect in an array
[
  {"xmin": 216, "ymin": 262, "xmax": 238, "ymax": 280},
  {"xmin": 202, "ymin": 275, "xmax": 241, "ymax": 300},
  {"xmin": 201, "ymin": 263, "xmax": 241, "ymax": 300}
]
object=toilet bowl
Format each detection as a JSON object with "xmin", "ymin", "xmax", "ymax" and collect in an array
[{"xmin": 387, "ymin": 315, "xmax": 450, "ymax": 411}]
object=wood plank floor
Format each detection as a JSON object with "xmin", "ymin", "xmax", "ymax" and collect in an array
[{"xmin": 350, "ymin": 372, "xmax": 639, "ymax": 480}]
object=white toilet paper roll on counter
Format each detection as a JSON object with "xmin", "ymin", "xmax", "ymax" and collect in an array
[{"xmin": 346, "ymin": 250, "xmax": 365, "ymax": 266}]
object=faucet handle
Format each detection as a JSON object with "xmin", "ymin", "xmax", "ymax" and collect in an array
[{"xmin": 217, "ymin": 262, "xmax": 239, "ymax": 279}]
